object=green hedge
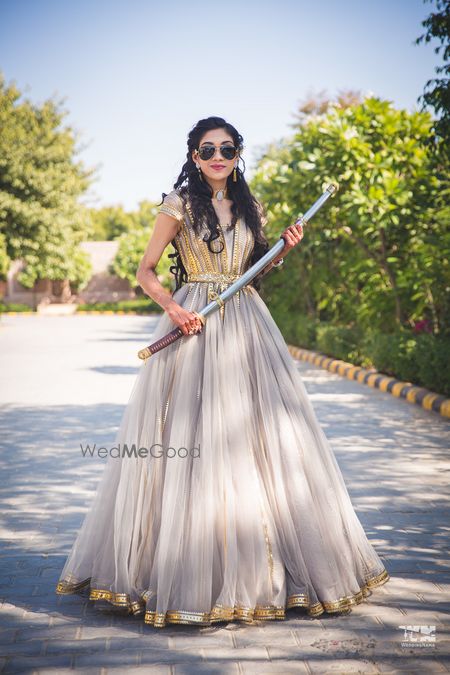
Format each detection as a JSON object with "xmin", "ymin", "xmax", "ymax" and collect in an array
[
  {"xmin": 0, "ymin": 298, "xmax": 164, "ymax": 314},
  {"xmin": 278, "ymin": 313, "xmax": 450, "ymax": 397},
  {"xmin": 316, "ymin": 323, "xmax": 367, "ymax": 367},
  {"xmin": 0, "ymin": 302, "xmax": 33, "ymax": 313},
  {"xmin": 76, "ymin": 298, "xmax": 163, "ymax": 313},
  {"xmin": 363, "ymin": 330, "xmax": 450, "ymax": 397}
]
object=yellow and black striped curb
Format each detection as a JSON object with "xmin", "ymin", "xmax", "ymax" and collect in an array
[{"xmin": 288, "ymin": 345, "xmax": 450, "ymax": 420}]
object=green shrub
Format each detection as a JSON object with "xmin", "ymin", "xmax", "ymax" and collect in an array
[
  {"xmin": 361, "ymin": 328, "xmax": 450, "ymax": 395},
  {"xmin": 273, "ymin": 306, "xmax": 318, "ymax": 349},
  {"xmin": 76, "ymin": 297, "xmax": 162, "ymax": 313},
  {"xmin": 290, "ymin": 314, "xmax": 319, "ymax": 349},
  {"xmin": 414, "ymin": 333, "xmax": 450, "ymax": 397},
  {"xmin": 316, "ymin": 323, "xmax": 364, "ymax": 363},
  {"xmin": 362, "ymin": 329, "xmax": 419, "ymax": 383},
  {"xmin": 0, "ymin": 302, "xmax": 33, "ymax": 313},
  {"xmin": 278, "ymin": 310, "xmax": 450, "ymax": 396}
]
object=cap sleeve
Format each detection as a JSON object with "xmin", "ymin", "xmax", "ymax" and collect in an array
[{"xmin": 157, "ymin": 189, "xmax": 185, "ymax": 224}]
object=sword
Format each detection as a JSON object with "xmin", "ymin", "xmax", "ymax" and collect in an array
[{"xmin": 137, "ymin": 182, "xmax": 338, "ymax": 361}]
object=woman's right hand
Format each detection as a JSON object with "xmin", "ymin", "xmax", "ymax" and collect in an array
[{"xmin": 165, "ymin": 300, "xmax": 204, "ymax": 336}]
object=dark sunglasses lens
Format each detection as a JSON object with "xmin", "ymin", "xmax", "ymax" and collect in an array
[
  {"xmin": 220, "ymin": 145, "xmax": 236, "ymax": 159},
  {"xmin": 198, "ymin": 145, "xmax": 237, "ymax": 160},
  {"xmin": 198, "ymin": 146, "xmax": 215, "ymax": 160}
]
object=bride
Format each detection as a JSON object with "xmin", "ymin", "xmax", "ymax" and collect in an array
[{"xmin": 56, "ymin": 116, "xmax": 389, "ymax": 628}]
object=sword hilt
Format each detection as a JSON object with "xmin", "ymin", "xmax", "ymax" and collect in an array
[
  {"xmin": 138, "ymin": 327, "xmax": 183, "ymax": 360},
  {"xmin": 326, "ymin": 182, "xmax": 339, "ymax": 196}
]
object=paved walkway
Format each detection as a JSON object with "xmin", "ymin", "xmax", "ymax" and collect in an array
[{"xmin": 0, "ymin": 314, "xmax": 449, "ymax": 674}]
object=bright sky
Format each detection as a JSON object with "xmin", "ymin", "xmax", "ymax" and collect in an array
[{"xmin": 0, "ymin": 0, "xmax": 442, "ymax": 211}]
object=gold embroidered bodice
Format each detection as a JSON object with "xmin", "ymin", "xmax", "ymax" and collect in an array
[{"xmin": 158, "ymin": 189, "xmax": 259, "ymax": 317}]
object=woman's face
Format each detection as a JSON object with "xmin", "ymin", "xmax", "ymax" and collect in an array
[{"xmin": 192, "ymin": 128, "xmax": 237, "ymax": 184}]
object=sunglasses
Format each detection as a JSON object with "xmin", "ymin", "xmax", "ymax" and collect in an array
[{"xmin": 196, "ymin": 144, "xmax": 238, "ymax": 161}]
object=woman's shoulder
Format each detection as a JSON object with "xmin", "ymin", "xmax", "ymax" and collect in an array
[{"xmin": 157, "ymin": 187, "xmax": 186, "ymax": 224}]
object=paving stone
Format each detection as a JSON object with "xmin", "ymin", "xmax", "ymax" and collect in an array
[
  {"xmin": 74, "ymin": 649, "xmax": 139, "ymax": 667},
  {"xmin": 0, "ymin": 628, "xmax": 19, "ymax": 644},
  {"xmin": 327, "ymin": 614, "xmax": 384, "ymax": 630},
  {"xmin": 200, "ymin": 646, "xmax": 270, "ymax": 662},
  {"xmin": 107, "ymin": 635, "xmax": 171, "ymax": 650},
  {"xmin": 305, "ymin": 658, "xmax": 380, "ymax": 674},
  {"xmin": 44, "ymin": 637, "xmax": 108, "ymax": 654},
  {"xmin": 34, "ymin": 670, "xmax": 102, "ymax": 675},
  {"xmin": 119, "ymin": 668, "xmax": 171, "ymax": 675},
  {"xmin": 233, "ymin": 626, "xmax": 298, "ymax": 647},
  {"xmin": 169, "ymin": 629, "xmax": 234, "ymax": 648},
  {"xmin": 15, "ymin": 625, "xmax": 79, "ymax": 642},
  {"xmin": 20, "ymin": 610, "xmax": 54, "ymax": 626},
  {"xmin": 48, "ymin": 612, "xmax": 83, "ymax": 627},
  {"xmin": 373, "ymin": 656, "xmax": 448, "ymax": 672},
  {"xmin": 0, "ymin": 639, "xmax": 46, "ymax": 656},
  {"xmin": 139, "ymin": 645, "xmax": 243, "ymax": 664},
  {"xmin": 2, "ymin": 654, "xmax": 73, "ymax": 673},
  {"xmin": 79, "ymin": 624, "xmax": 141, "ymax": 640},
  {"xmin": 239, "ymin": 661, "xmax": 308, "ymax": 674},
  {"xmin": 173, "ymin": 664, "xmax": 239, "ymax": 674}
]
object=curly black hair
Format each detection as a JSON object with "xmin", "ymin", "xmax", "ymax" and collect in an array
[{"xmin": 157, "ymin": 116, "xmax": 270, "ymax": 292}]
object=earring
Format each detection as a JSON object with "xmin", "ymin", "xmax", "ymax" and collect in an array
[
  {"xmin": 233, "ymin": 162, "xmax": 238, "ymax": 182},
  {"xmin": 195, "ymin": 161, "xmax": 203, "ymax": 181}
]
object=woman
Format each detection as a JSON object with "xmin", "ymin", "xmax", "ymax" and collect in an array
[{"xmin": 56, "ymin": 116, "xmax": 389, "ymax": 628}]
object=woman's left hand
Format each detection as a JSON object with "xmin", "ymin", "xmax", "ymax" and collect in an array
[{"xmin": 278, "ymin": 220, "xmax": 304, "ymax": 258}]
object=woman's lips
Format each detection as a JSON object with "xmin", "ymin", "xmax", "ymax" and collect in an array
[{"xmin": 211, "ymin": 165, "xmax": 225, "ymax": 170}]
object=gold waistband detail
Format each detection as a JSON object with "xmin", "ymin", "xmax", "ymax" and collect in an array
[{"xmin": 187, "ymin": 273, "xmax": 241, "ymax": 284}]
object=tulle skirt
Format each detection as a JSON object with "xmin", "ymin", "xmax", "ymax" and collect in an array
[{"xmin": 56, "ymin": 282, "xmax": 389, "ymax": 627}]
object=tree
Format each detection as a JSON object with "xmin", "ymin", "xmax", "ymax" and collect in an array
[
  {"xmin": 251, "ymin": 95, "xmax": 449, "ymax": 335},
  {"xmin": 111, "ymin": 199, "xmax": 174, "ymax": 289},
  {"xmin": 0, "ymin": 233, "xmax": 10, "ymax": 281},
  {"xmin": 112, "ymin": 226, "xmax": 175, "ymax": 291},
  {"xmin": 88, "ymin": 205, "xmax": 139, "ymax": 241},
  {"xmin": 87, "ymin": 199, "xmax": 158, "ymax": 241},
  {"xmin": 0, "ymin": 72, "xmax": 94, "ymax": 288},
  {"xmin": 415, "ymin": 0, "xmax": 450, "ymax": 150}
]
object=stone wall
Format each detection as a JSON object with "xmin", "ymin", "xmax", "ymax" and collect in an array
[{"xmin": 2, "ymin": 241, "xmax": 136, "ymax": 309}]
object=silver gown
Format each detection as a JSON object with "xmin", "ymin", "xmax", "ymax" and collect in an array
[{"xmin": 55, "ymin": 188, "xmax": 389, "ymax": 627}]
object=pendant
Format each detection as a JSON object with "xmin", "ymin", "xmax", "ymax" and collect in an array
[{"xmin": 216, "ymin": 189, "xmax": 225, "ymax": 201}]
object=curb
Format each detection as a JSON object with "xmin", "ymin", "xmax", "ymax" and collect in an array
[{"xmin": 287, "ymin": 345, "xmax": 450, "ymax": 420}]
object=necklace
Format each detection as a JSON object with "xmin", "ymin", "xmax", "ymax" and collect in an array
[
  {"xmin": 212, "ymin": 191, "xmax": 232, "ymax": 229},
  {"xmin": 213, "ymin": 186, "xmax": 228, "ymax": 201}
]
